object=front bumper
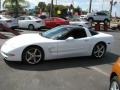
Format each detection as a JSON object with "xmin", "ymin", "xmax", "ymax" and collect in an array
[
  {"xmin": 0, "ymin": 51, "xmax": 17, "ymax": 61},
  {"xmin": 0, "ymin": 51, "xmax": 8, "ymax": 60}
]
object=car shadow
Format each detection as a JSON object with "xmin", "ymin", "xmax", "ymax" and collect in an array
[{"xmin": 5, "ymin": 52, "xmax": 119, "ymax": 71}]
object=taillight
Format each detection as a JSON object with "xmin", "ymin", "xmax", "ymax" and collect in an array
[{"xmin": 36, "ymin": 21, "xmax": 41, "ymax": 23}]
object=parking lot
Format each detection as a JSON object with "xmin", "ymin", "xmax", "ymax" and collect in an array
[{"xmin": 0, "ymin": 29, "xmax": 119, "ymax": 90}]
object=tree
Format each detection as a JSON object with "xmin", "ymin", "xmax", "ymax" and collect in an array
[
  {"xmin": 38, "ymin": 2, "xmax": 46, "ymax": 12},
  {"xmin": 3, "ymin": 0, "xmax": 28, "ymax": 17},
  {"xmin": 110, "ymin": 0, "xmax": 118, "ymax": 18}
]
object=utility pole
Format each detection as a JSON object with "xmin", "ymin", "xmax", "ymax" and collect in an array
[
  {"xmin": 89, "ymin": 0, "xmax": 92, "ymax": 13},
  {"xmin": 50, "ymin": 0, "xmax": 54, "ymax": 17},
  {"xmin": 110, "ymin": 0, "xmax": 114, "ymax": 19}
]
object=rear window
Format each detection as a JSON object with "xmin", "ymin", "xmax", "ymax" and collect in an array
[{"xmin": 89, "ymin": 29, "xmax": 98, "ymax": 36}]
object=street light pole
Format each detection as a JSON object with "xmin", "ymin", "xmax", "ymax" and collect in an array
[{"xmin": 89, "ymin": 0, "xmax": 92, "ymax": 13}]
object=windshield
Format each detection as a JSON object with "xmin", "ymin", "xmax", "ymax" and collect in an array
[{"xmin": 41, "ymin": 26, "xmax": 70, "ymax": 40}]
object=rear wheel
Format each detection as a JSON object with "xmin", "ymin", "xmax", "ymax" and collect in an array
[
  {"xmin": 104, "ymin": 19, "xmax": 109, "ymax": 24},
  {"xmin": 110, "ymin": 76, "xmax": 120, "ymax": 90},
  {"xmin": 22, "ymin": 46, "xmax": 44, "ymax": 65},
  {"xmin": 28, "ymin": 24, "xmax": 34, "ymax": 30},
  {"xmin": 92, "ymin": 43, "xmax": 106, "ymax": 58}
]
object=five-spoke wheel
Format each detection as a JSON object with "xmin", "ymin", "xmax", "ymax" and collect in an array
[
  {"xmin": 92, "ymin": 43, "xmax": 106, "ymax": 58},
  {"xmin": 22, "ymin": 46, "xmax": 44, "ymax": 65}
]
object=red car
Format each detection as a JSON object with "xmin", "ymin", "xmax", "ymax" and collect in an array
[{"xmin": 44, "ymin": 17, "xmax": 69, "ymax": 28}]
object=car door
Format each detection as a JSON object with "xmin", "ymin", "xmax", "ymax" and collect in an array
[
  {"xmin": 93, "ymin": 12, "xmax": 100, "ymax": 21},
  {"xmin": 45, "ymin": 18, "xmax": 55, "ymax": 28},
  {"xmin": 57, "ymin": 28, "xmax": 90, "ymax": 58},
  {"xmin": 18, "ymin": 17, "xmax": 26, "ymax": 28},
  {"xmin": 94, "ymin": 12, "xmax": 105, "ymax": 21}
]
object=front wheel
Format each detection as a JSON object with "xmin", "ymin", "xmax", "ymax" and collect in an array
[
  {"xmin": 92, "ymin": 43, "xmax": 106, "ymax": 58},
  {"xmin": 109, "ymin": 76, "xmax": 120, "ymax": 90},
  {"xmin": 22, "ymin": 46, "xmax": 44, "ymax": 65}
]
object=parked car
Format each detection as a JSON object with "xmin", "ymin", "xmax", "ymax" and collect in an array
[
  {"xmin": 0, "ymin": 15, "xmax": 18, "ymax": 29},
  {"xmin": 70, "ymin": 18, "xmax": 91, "ymax": 28},
  {"xmin": 109, "ymin": 57, "xmax": 120, "ymax": 90},
  {"xmin": 44, "ymin": 17, "xmax": 69, "ymax": 28},
  {"xmin": 85, "ymin": 12, "xmax": 110, "ymax": 23},
  {"xmin": 1, "ymin": 25, "xmax": 114, "ymax": 65},
  {"xmin": 80, "ymin": 15, "xmax": 87, "ymax": 19},
  {"xmin": 39, "ymin": 15, "xmax": 47, "ymax": 20},
  {"xmin": 17, "ymin": 16, "xmax": 45, "ymax": 30}
]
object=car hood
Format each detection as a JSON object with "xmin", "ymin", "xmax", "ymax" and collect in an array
[{"xmin": 3, "ymin": 33, "xmax": 51, "ymax": 48}]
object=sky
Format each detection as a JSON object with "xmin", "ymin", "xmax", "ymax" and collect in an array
[{"xmin": 1, "ymin": 0, "xmax": 120, "ymax": 16}]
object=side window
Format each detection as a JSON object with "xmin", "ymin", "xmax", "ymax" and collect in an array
[
  {"xmin": 66, "ymin": 28, "xmax": 87, "ymax": 39},
  {"xmin": 89, "ymin": 29, "xmax": 98, "ymax": 36},
  {"xmin": 96, "ymin": 12, "xmax": 101, "ymax": 15},
  {"xmin": 96, "ymin": 12, "xmax": 107, "ymax": 16},
  {"xmin": 25, "ymin": 17, "xmax": 31, "ymax": 20},
  {"xmin": 19, "ymin": 17, "xmax": 25, "ymax": 20}
]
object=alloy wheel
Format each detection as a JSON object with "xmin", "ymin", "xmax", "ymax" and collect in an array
[
  {"xmin": 110, "ymin": 81, "xmax": 119, "ymax": 90},
  {"xmin": 93, "ymin": 44, "xmax": 106, "ymax": 58},
  {"xmin": 25, "ymin": 48, "xmax": 42, "ymax": 64}
]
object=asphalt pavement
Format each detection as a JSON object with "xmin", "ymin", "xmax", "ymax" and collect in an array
[{"xmin": 0, "ymin": 29, "xmax": 119, "ymax": 90}]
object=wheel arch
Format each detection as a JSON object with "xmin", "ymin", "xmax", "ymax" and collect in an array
[
  {"xmin": 88, "ymin": 17, "xmax": 94, "ymax": 21},
  {"xmin": 28, "ymin": 24, "xmax": 34, "ymax": 28},
  {"xmin": 110, "ymin": 72, "xmax": 117, "ymax": 82},
  {"xmin": 94, "ymin": 41, "xmax": 107, "ymax": 49}
]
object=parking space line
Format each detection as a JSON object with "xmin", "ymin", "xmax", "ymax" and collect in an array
[{"xmin": 89, "ymin": 66, "xmax": 109, "ymax": 77}]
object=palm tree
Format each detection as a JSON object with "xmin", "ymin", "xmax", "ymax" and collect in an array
[
  {"xmin": 3, "ymin": 0, "xmax": 28, "ymax": 17},
  {"xmin": 110, "ymin": 0, "xmax": 118, "ymax": 18}
]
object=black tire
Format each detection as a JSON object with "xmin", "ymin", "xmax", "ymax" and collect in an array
[
  {"xmin": 92, "ymin": 43, "xmax": 106, "ymax": 59},
  {"xmin": 28, "ymin": 24, "xmax": 34, "ymax": 30},
  {"xmin": 88, "ymin": 18, "xmax": 93, "ymax": 23},
  {"xmin": 109, "ymin": 76, "xmax": 120, "ymax": 90},
  {"xmin": 104, "ymin": 19, "xmax": 109, "ymax": 24},
  {"xmin": 22, "ymin": 46, "xmax": 44, "ymax": 65}
]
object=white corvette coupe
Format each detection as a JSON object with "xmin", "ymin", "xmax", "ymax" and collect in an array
[{"xmin": 1, "ymin": 25, "xmax": 114, "ymax": 65}]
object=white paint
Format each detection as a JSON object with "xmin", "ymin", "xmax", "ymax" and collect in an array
[{"xmin": 89, "ymin": 66, "xmax": 109, "ymax": 77}]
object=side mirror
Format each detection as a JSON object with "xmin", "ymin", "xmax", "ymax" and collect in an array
[{"xmin": 66, "ymin": 37, "xmax": 74, "ymax": 40}]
